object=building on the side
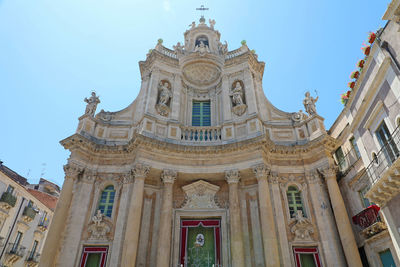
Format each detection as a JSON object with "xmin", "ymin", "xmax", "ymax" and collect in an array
[
  {"xmin": 0, "ymin": 161, "xmax": 59, "ymax": 267},
  {"xmin": 40, "ymin": 15, "xmax": 367, "ymax": 267},
  {"xmin": 329, "ymin": 2, "xmax": 400, "ymax": 267}
]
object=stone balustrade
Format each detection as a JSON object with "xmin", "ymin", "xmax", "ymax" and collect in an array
[
  {"xmin": 180, "ymin": 126, "xmax": 221, "ymax": 142},
  {"xmin": 225, "ymin": 47, "xmax": 246, "ymax": 59},
  {"xmin": 158, "ymin": 46, "xmax": 178, "ymax": 59}
]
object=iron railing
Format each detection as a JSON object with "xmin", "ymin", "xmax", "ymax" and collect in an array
[
  {"xmin": 366, "ymin": 125, "xmax": 400, "ymax": 184},
  {"xmin": 6, "ymin": 243, "xmax": 26, "ymax": 257},
  {"xmin": 0, "ymin": 191, "xmax": 17, "ymax": 207},
  {"xmin": 337, "ymin": 146, "xmax": 362, "ymax": 175},
  {"xmin": 26, "ymin": 251, "xmax": 40, "ymax": 262}
]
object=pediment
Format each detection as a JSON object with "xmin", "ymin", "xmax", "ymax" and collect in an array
[{"xmin": 181, "ymin": 180, "xmax": 220, "ymax": 209}]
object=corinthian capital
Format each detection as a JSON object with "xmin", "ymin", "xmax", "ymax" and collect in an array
[
  {"xmin": 161, "ymin": 169, "xmax": 177, "ymax": 184},
  {"xmin": 319, "ymin": 167, "xmax": 337, "ymax": 180},
  {"xmin": 63, "ymin": 163, "xmax": 84, "ymax": 179},
  {"xmin": 252, "ymin": 164, "xmax": 270, "ymax": 181},
  {"xmin": 305, "ymin": 171, "xmax": 321, "ymax": 185},
  {"xmin": 132, "ymin": 163, "xmax": 150, "ymax": 179},
  {"xmin": 225, "ymin": 169, "xmax": 240, "ymax": 184},
  {"xmin": 81, "ymin": 169, "xmax": 97, "ymax": 184}
]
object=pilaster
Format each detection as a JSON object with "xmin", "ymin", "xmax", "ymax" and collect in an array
[
  {"xmin": 321, "ymin": 167, "xmax": 363, "ymax": 267},
  {"xmin": 121, "ymin": 163, "xmax": 150, "ymax": 266},
  {"xmin": 243, "ymin": 68, "xmax": 258, "ymax": 115},
  {"xmin": 145, "ymin": 67, "xmax": 161, "ymax": 115},
  {"xmin": 156, "ymin": 169, "xmax": 177, "ymax": 267},
  {"xmin": 39, "ymin": 163, "xmax": 83, "ymax": 267},
  {"xmin": 252, "ymin": 164, "xmax": 280, "ymax": 267},
  {"xmin": 221, "ymin": 75, "xmax": 232, "ymax": 122},
  {"xmin": 225, "ymin": 169, "xmax": 245, "ymax": 267}
]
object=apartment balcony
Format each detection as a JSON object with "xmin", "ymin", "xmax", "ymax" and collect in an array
[
  {"xmin": 21, "ymin": 206, "xmax": 37, "ymax": 223},
  {"xmin": 352, "ymin": 205, "xmax": 387, "ymax": 239},
  {"xmin": 365, "ymin": 126, "xmax": 400, "ymax": 206},
  {"xmin": 4, "ymin": 243, "xmax": 26, "ymax": 265},
  {"xmin": 37, "ymin": 220, "xmax": 49, "ymax": 232},
  {"xmin": 0, "ymin": 191, "xmax": 17, "ymax": 211},
  {"xmin": 26, "ymin": 251, "xmax": 40, "ymax": 267}
]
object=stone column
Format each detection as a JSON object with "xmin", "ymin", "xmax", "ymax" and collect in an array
[
  {"xmin": 109, "ymin": 171, "xmax": 135, "ymax": 265},
  {"xmin": 305, "ymin": 171, "xmax": 346, "ymax": 266},
  {"xmin": 57, "ymin": 169, "xmax": 97, "ymax": 267},
  {"xmin": 269, "ymin": 173, "xmax": 291, "ymax": 267},
  {"xmin": 322, "ymin": 168, "xmax": 363, "ymax": 267},
  {"xmin": 252, "ymin": 164, "xmax": 280, "ymax": 267},
  {"xmin": 225, "ymin": 169, "xmax": 245, "ymax": 267},
  {"xmin": 121, "ymin": 163, "xmax": 150, "ymax": 267},
  {"xmin": 39, "ymin": 163, "xmax": 83, "ymax": 267},
  {"xmin": 156, "ymin": 169, "xmax": 177, "ymax": 267}
]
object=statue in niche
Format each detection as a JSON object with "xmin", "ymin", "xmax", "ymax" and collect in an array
[
  {"xmin": 217, "ymin": 41, "xmax": 228, "ymax": 55},
  {"xmin": 230, "ymin": 81, "xmax": 247, "ymax": 116},
  {"xmin": 194, "ymin": 41, "xmax": 210, "ymax": 55},
  {"xmin": 303, "ymin": 91, "xmax": 318, "ymax": 116},
  {"xmin": 84, "ymin": 91, "xmax": 100, "ymax": 116},
  {"xmin": 156, "ymin": 81, "xmax": 172, "ymax": 117}
]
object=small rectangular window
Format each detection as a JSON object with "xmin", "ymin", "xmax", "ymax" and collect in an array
[
  {"xmin": 350, "ymin": 137, "xmax": 361, "ymax": 159},
  {"xmin": 335, "ymin": 147, "xmax": 346, "ymax": 170},
  {"xmin": 6, "ymin": 185, "xmax": 14, "ymax": 194},
  {"xmin": 359, "ymin": 187, "xmax": 371, "ymax": 208},
  {"xmin": 12, "ymin": 231, "xmax": 23, "ymax": 253},
  {"xmin": 192, "ymin": 101, "xmax": 211, "ymax": 126}
]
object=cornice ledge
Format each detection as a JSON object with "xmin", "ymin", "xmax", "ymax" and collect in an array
[{"xmin": 267, "ymin": 134, "xmax": 337, "ymax": 155}]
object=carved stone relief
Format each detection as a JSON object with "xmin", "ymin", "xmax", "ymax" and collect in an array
[
  {"xmin": 181, "ymin": 180, "xmax": 220, "ymax": 209},
  {"xmin": 290, "ymin": 210, "xmax": 315, "ymax": 242},
  {"xmin": 87, "ymin": 210, "xmax": 112, "ymax": 240}
]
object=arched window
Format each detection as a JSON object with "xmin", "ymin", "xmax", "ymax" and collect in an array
[
  {"xmin": 98, "ymin": 185, "xmax": 115, "ymax": 217},
  {"xmin": 287, "ymin": 186, "xmax": 305, "ymax": 218}
]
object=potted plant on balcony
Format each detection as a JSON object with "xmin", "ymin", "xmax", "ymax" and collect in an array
[
  {"xmin": 357, "ymin": 59, "xmax": 365, "ymax": 68},
  {"xmin": 362, "ymin": 45, "xmax": 371, "ymax": 56},
  {"xmin": 368, "ymin": 32, "xmax": 376, "ymax": 44},
  {"xmin": 350, "ymin": 71, "xmax": 360, "ymax": 79},
  {"xmin": 341, "ymin": 91, "xmax": 351, "ymax": 105},
  {"xmin": 348, "ymin": 81, "xmax": 356, "ymax": 89}
]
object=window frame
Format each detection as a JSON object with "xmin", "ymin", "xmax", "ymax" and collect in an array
[
  {"xmin": 281, "ymin": 181, "xmax": 310, "ymax": 222},
  {"xmin": 286, "ymin": 186, "xmax": 306, "ymax": 218},
  {"xmin": 97, "ymin": 185, "xmax": 116, "ymax": 218},
  {"xmin": 79, "ymin": 246, "xmax": 108, "ymax": 267},
  {"xmin": 192, "ymin": 100, "xmax": 211, "ymax": 127}
]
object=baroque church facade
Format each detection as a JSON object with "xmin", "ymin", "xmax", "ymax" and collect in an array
[{"xmin": 40, "ymin": 17, "xmax": 364, "ymax": 267}]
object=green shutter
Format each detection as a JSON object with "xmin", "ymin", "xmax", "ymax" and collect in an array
[{"xmin": 192, "ymin": 101, "xmax": 211, "ymax": 126}]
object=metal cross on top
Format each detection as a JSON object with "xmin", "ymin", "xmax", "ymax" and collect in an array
[{"xmin": 196, "ymin": 5, "xmax": 209, "ymax": 19}]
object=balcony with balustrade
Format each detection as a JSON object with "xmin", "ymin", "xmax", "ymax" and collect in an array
[
  {"xmin": 26, "ymin": 251, "xmax": 40, "ymax": 266},
  {"xmin": 365, "ymin": 125, "xmax": 400, "ymax": 206},
  {"xmin": 4, "ymin": 242, "xmax": 26, "ymax": 265},
  {"xmin": 352, "ymin": 205, "xmax": 387, "ymax": 239}
]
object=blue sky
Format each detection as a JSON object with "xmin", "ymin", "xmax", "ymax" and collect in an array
[{"xmin": 0, "ymin": 0, "xmax": 389, "ymax": 186}]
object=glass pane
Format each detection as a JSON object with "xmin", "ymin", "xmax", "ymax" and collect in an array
[
  {"xmin": 86, "ymin": 253, "xmax": 101, "ymax": 267},
  {"xmin": 379, "ymin": 249, "xmax": 396, "ymax": 267},
  {"xmin": 300, "ymin": 254, "xmax": 317, "ymax": 267}
]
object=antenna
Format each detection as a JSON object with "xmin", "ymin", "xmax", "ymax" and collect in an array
[{"xmin": 40, "ymin": 163, "xmax": 47, "ymax": 178}]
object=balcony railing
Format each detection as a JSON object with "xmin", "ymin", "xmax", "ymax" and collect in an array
[
  {"xmin": 337, "ymin": 147, "xmax": 361, "ymax": 175},
  {"xmin": 366, "ymin": 125, "xmax": 400, "ymax": 184},
  {"xmin": 26, "ymin": 251, "xmax": 40, "ymax": 263},
  {"xmin": 6, "ymin": 243, "xmax": 26, "ymax": 257},
  {"xmin": 0, "ymin": 192, "xmax": 17, "ymax": 207},
  {"xmin": 352, "ymin": 205, "xmax": 386, "ymax": 238},
  {"xmin": 22, "ymin": 206, "xmax": 37, "ymax": 220},
  {"xmin": 181, "ymin": 126, "xmax": 222, "ymax": 142}
]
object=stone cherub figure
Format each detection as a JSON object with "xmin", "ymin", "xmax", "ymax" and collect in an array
[
  {"xmin": 209, "ymin": 19, "xmax": 216, "ymax": 29},
  {"xmin": 158, "ymin": 82, "xmax": 172, "ymax": 105},
  {"xmin": 92, "ymin": 210, "xmax": 103, "ymax": 226},
  {"xmin": 231, "ymin": 82, "xmax": 244, "ymax": 106},
  {"xmin": 218, "ymin": 41, "xmax": 228, "ymax": 55},
  {"xmin": 303, "ymin": 91, "xmax": 318, "ymax": 115},
  {"xmin": 189, "ymin": 21, "xmax": 196, "ymax": 29},
  {"xmin": 84, "ymin": 91, "xmax": 100, "ymax": 116},
  {"xmin": 173, "ymin": 42, "xmax": 184, "ymax": 54}
]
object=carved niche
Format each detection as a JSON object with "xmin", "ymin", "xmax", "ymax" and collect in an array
[
  {"xmin": 156, "ymin": 80, "xmax": 172, "ymax": 117},
  {"xmin": 230, "ymin": 80, "xmax": 247, "ymax": 116},
  {"xmin": 181, "ymin": 180, "xmax": 220, "ymax": 209}
]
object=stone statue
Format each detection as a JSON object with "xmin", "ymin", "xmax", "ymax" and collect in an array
[
  {"xmin": 209, "ymin": 19, "xmax": 216, "ymax": 29},
  {"xmin": 218, "ymin": 41, "xmax": 228, "ymax": 55},
  {"xmin": 194, "ymin": 234, "xmax": 205, "ymax": 247},
  {"xmin": 84, "ymin": 92, "xmax": 100, "ymax": 116},
  {"xmin": 189, "ymin": 21, "xmax": 196, "ymax": 29},
  {"xmin": 290, "ymin": 210, "xmax": 314, "ymax": 241},
  {"xmin": 92, "ymin": 210, "xmax": 103, "ymax": 226},
  {"xmin": 173, "ymin": 42, "xmax": 184, "ymax": 54},
  {"xmin": 231, "ymin": 82, "xmax": 244, "ymax": 106},
  {"xmin": 194, "ymin": 41, "xmax": 210, "ymax": 54},
  {"xmin": 158, "ymin": 82, "xmax": 172, "ymax": 105},
  {"xmin": 303, "ymin": 91, "xmax": 318, "ymax": 115}
]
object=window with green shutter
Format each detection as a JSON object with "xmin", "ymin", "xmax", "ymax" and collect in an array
[
  {"xmin": 287, "ymin": 186, "xmax": 305, "ymax": 218},
  {"xmin": 192, "ymin": 101, "xmax": 211, "ymax": 126},
  {"xmin": 98, "ymin": 185, "xmax": 115, "ymax": 217}
]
